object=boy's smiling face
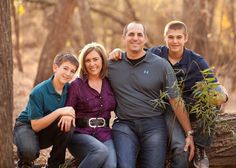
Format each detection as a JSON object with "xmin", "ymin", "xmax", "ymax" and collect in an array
[{"xmin": 53, "ymin": 61, "xmax": 77, "ymax": 85}]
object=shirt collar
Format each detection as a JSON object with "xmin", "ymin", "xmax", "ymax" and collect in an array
[
  {"xmin": 122, "ymin": 51, "xmax": 154, "ymax": 63},
  {"xmin": 46, "ymin": 75, "xmax": 68, "ymax": 95},
  {"xmin": 161, "ymin": 46, "xmax": 188, "ymax": 65}
]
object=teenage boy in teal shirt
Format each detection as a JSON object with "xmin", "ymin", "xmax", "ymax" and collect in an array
[{"xmin": 13, "ymin": 52, "xmax": 79, "ymax": 168}]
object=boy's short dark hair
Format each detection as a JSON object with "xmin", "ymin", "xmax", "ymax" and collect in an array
[
  {"xmin": 164, "ymin": 20, "xmax": 188, "ymax": 36},
  {"xmin": 53, "ymin": 52, "xmax": 79, "ymax": 71}
]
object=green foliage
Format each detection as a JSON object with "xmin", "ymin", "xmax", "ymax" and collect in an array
[
  {"xmin": 151, "ymin": 67, "xmax": 222, "ymax": 136},
  {"xmin": 189, "ymin": 67, "xmax": 220, "ymax": 136},
  {"xmin": 151, "ymin": 89, "xmax": 169, "ymax": 110}
]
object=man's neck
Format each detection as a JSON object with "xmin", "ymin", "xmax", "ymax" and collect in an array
[{"xmin": 126, "ymin": 50, "xmax": 146, "ymax": 60}]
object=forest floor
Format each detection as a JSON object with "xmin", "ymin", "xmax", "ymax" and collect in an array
[{"xmin": 12, "ymin": 63, "xmax": 236, "ymax": 167}]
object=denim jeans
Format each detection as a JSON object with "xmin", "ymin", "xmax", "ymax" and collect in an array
[
  {"xmin": 68, "ymin": 133, "xmax": 117, "ymax": 168},
  {"xmin": 165, "ymin": 107, "xmax": 189, "ymax": 168},
  {"xmin": 13, "ymin": 119, "xmax": 73, "ymax": 168},
  {"xmin": 112, "ymin": 116, "xmax": 167, "ymax": 168},
  {"xmin": 191, "ymin": 120, "xmax": 214, "ymax": 148},
  {"xmin": 189, "ymin": 108, "xmax": 217, "ymax": 148}
]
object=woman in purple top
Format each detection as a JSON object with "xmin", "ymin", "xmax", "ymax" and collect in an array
[{"xmin": 66, "ymin": 42, "xmax": 117, "ymax": 168}]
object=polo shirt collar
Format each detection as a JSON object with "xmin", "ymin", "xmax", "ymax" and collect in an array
[
  {"xmin": 46, "ymin": 75, "xmax": 68, "ymax": 95},
  {"xmin": 123, "ymin": 51, "xmax": 153, "ymax": 63}
]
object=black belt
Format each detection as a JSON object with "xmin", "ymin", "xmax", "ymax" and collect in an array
[{"xmin": 76, "ymin": 118, "xmax": 109, "ymax": 128}]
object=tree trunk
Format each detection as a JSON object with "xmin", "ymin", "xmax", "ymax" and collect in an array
[
  {"xmin": 77, "ymin": 0, "xmax": 96, "ymax": 43},
  {"xmin": 0, "ymin": 0, "xmax": 14, "ymax": 167},
  {"xmin": 34, "ymin": 0, "xmax": 76, "ymax": 86},
  {"xmin": 182, "ymin": 0, "xmax": 215, "ymax": 62}
]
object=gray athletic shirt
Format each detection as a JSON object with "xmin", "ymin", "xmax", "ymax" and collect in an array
[{"xmin": 108, "ymin": 51, "xmax": 179, "ymax": 120}]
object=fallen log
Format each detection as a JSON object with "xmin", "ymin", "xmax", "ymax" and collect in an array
[{"xmin": 204, "ymin": 113, "xmax": 236, "ymax": 168}]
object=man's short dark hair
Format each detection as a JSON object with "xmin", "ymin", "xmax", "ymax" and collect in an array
[{"xmin": 122, "ymin": 21, "xmax": 147, "ymax": 36}]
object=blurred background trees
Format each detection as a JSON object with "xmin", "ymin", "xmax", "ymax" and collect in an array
[{"xmin": 11, "ymin": 0, "xmax": 236, "ymax": 90}]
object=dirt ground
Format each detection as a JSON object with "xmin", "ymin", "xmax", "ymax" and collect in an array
[{"xmin": 13, "ymin": 63, "xmax": 236, "ymax": 167}]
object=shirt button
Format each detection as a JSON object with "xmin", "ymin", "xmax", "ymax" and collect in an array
[{"xmin": 100, "ymin": 104, "xmax": 103, "ymax": 107}]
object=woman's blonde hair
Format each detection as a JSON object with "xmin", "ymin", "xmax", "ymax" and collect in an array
[{"xmin": 78, "ymin": 42, "xmax": 108, "ymax": 79}]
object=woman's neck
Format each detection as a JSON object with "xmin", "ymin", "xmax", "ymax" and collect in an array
[{"xmin": 88, "ymin": 76, "xmax": 103, "ymax": 93}]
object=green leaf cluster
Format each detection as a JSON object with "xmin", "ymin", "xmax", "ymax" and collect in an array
[{"xmin": 189, "ymin": 67, "xmax": 220, "ymax": 136}]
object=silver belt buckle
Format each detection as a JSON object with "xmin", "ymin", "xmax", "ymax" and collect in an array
[
  {"xmin": 97, "ymin": 117, "xmax": 106, "ymax": 127},
  {"xmin": 89, "ymin": 118, "xmax": 97, "ymax": 128}
]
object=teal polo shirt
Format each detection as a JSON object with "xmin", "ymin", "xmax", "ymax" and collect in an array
[{"xmin": 17, "ymin": 76, "xmax": 69, "ymax": 123}]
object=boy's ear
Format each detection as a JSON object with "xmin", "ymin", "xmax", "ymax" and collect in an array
[
  {"xmin": 53, "ymin": 63, "xmax": 58, "ymax": 73},
  {"xmin": 184, "ymin": 34, "xmax": 189, "ymax": 42}
]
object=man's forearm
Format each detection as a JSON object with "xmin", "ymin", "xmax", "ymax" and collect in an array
[{"xmin": 169, "ymin": 97, "xmax": 192, "ymax": 134}]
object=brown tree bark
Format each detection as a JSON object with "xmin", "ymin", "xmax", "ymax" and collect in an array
[
  {"xmin": 182, "ymin": 0, "xmax": 216, "ymax": 64},
  {"xmin": 34, "ymin": 0, "xmax": 77, "ymax": 86},
  {"xmin": 0, "ymin": 0, "xmax": 14, "ymax": 166},
  {"xmin": 205, "ymin": 113, "xmax": 236, "ymax": 168},
  {"xmin": 77, "ymin": 0, "xmax": 96, "ymax": 43}
]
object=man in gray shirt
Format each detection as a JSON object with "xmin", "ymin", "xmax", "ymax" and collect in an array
[{"xmin": 108, "ymin": 21, "xmax": 194, "ymax": 168}]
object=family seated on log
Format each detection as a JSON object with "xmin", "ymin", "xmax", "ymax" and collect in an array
[{"xmin": 14, "ymin": 21, "xmax": 228, "ymax": 168}]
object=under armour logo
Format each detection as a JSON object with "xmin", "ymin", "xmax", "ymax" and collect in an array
[{"xmin": 144, "ymin": 70, "xmax": 149, "ymax": 74}]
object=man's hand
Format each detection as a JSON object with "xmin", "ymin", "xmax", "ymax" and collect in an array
[
  {"xmin": 184, "ymin": 135, "xmax": 195, "ymax": 161},
  {"xmin": 108, "ymin": 48, "xmax": 123, "ymax": 60},
  {"xmin": 58, "ymin": 115, "xmax": 75, "ymax": 132}
]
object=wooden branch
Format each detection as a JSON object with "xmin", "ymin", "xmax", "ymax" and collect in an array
[{"xmin": 90, "ymin": 6, "xmax": 128, "ymax": 26}]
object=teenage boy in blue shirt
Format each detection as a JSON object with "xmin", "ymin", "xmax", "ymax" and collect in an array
[
  {"xmin": 13, "ymin": 52, "xmax": 79, "ymax": 168},
  {"xmin": 149, "ymin": 21, "xmax": 228, "ymax": 168},
  {"xmin": 109, "ymin": 21, "xmax": 228, "ymax": 168}
]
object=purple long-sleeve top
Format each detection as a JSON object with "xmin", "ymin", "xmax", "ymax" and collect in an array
[{"xmin": 66, "ymin": 77, "xmax": 116, "ymax": 142}]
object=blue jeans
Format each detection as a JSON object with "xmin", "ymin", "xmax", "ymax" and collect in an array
[
  {"xmin": 189, "ymin": 108, "xmax": 217, "ymax": 148},
  {"xmin": 13, "ymin": 119, "xmax": 73, "ymax": 168},
  {"xmin": 112, "ymin": 116, "xmax": 167, "ymax": 168},
  {"xmin": 68, "ymin": 133, "xmax": 117, "ymax": 168},
  {"xmin": 165, "ymin": 107, "xmax": 189, "ymax": 168},
  {"xmin": 192, "ymin": 120, "xmax": 214, "ymax": 148}
]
